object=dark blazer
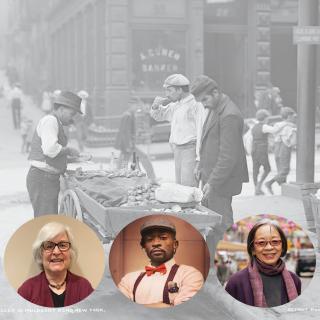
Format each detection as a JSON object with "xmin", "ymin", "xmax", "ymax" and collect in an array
[
  {"xmin": 225, "ymin": 267, "xmax": 301, "ymax": 307},
  {"xmin": 18, "ymin": 271, "xmax": 94, "ymax": 307},
  {"xmin": 199, "ymin": 94, "xmax": 249, "ymax": 196}
]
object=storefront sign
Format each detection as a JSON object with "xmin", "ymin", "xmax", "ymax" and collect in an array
[
  {"xmin": 132, "ymin": 30, "xmax": 186, "ymax": 91},
  {"xmin": 140, "ymin": 47, "xmax": 181, "ymax": 73},
  {"xmin": 293, "ymin": 26, "xmax": 320, "ymax": 45}
]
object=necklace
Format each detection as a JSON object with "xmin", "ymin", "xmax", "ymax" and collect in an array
[{"xmin": 48, "ymin": 278, "xmax": 66, "ymax": 290}]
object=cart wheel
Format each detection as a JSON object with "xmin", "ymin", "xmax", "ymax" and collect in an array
[{"xmin": 59, "ymin": 190, "xmax": 83, "ymax": 221}]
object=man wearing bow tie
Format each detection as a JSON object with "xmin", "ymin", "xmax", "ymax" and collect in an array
[{"xmin": 118, "ymin": 218, "xmax": 204, "ymax": 308}]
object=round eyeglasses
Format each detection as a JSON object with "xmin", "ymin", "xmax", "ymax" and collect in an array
[
  {"xmin": 254, "ymin": 239, "xmax": 282, "ymax": 248},
  {"xmin": 42, "ymin": 241, "xmax": 71, "ymax": 252}
]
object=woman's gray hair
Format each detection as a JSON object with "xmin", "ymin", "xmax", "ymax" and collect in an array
[{"xmin": 32, "ymin": 222, "xmax": 78, "ymax": 270}]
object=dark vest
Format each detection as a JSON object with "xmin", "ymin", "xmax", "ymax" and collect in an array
[
  {"xmin": 133, "ymin": 264, "xmax": 179, "ymax": 305},
  {"xmin": 29, "ymin": 114, "xmax": 68, "ymax": 173},
  {"xmin": 251, "ymin": 122, "xmax": 268, "ymax": 154}
]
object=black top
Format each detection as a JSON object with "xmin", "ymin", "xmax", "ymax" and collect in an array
[
  {"xmin": 50, "ymin": 289, "xmax": 66, "ymax": 308},
  {"xmin": 260, "ymin": 272, "xmax": 283, "ymax": 307}
]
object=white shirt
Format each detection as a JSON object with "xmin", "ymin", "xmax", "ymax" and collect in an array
[
  {"xmin": 9, "ymin": 87, "xmax": 23, "ymax": 100},
  {"xmin": 150, "ymin": 94, "xmax": 206, "ymax": 161},
  {"xmin": 261, "ymin": 122, "xmax": 286, "ymax": 136},
  {"xmin": 118, "ymin": 258, "xmax": 204, "ymax": 306},
  {"xmin": 30, "ymin": 115, "xmax": 64, "ymax": 173},
  {"xmin": 36, "ymin": 115, "xmax": 63, "ymax": 158}
]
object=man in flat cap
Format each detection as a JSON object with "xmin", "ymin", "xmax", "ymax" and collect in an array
[
  {"xmin": 118, "ymin": 216, "xmax": 204, "ymax": 308},
  {"xmin": 150, "ymin": 74, "xmax": 207, "ymax": 187},
  {"xmin": 191, "ymin": 75, "xmax": 249, "ymax": 231},
  {"xmin": 26, "ymin": 91, "xmax": 82, "ymax": 216}
]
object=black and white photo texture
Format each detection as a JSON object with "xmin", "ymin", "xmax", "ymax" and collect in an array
[{"xmin": 0, "ymin": 0, "xmax": 320, "ymax": 319}]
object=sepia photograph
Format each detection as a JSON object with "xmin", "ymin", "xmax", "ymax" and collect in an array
[{"xmin": 0, "ymin": 0, "xmax": 320, "ymax": 319}]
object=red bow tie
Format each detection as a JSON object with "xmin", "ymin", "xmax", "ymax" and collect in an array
[{"xmin": 145, "ymin": 264, "xmax": 167, "ymax": 276}]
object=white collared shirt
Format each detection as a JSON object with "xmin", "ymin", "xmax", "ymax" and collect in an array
[
  {"xmin": 36, "ymin": 115, "xmax": 63, "ymax": 158},
  {"xmin": 118, "ymin": 258, "xmax": 204, "ymax": 306},
  {"xmin": 150, "ymin": 94, "xmax": 207, "ymax": 161},
  {"xmin": 29, "ymin": 115, "xmax": 64, "ymax": 173}
]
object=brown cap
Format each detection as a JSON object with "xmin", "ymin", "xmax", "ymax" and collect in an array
[
  {"xmin": 53, "ymin": 91, "xmax": 82, "ymax": 114},
  {"xmin": 190, "ymin": 75, "xmax": 219, "ymax": 98},
  {"xmin": 140, "ymin": 217, "xmax": 176, "ymax": 235}
]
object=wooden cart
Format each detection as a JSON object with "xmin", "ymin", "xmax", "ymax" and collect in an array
[{"xmin": 59, "ymin": 175, "xmax": 221, "ymax": 243}]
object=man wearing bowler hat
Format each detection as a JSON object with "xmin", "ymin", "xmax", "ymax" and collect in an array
[
  {"xmin": 118, "ymin": 216, "xmax": 204, "ymax": 308},
  {"xmin": 26, "ymin": 91, "xmax": 82, "ymax": 216},
  {"xmin": 150, "ymin": 74, "xmax": 207, "ymax": 187}
]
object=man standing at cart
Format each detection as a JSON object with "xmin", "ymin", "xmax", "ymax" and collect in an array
[
  {"xmin": 26, "ymin": 91, "xmax": 82, "ymax": 217},
  {"xmin": 191, "ymin": 75, "xmax": 249, "ymax": 230},
  {"xmin": 150, "ymin": 74, "xmax": 206, "ymax": 187}
]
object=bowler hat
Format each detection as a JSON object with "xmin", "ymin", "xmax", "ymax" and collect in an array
[
  {"xmin": 163, "ymin": 74, "xmax": 190, "ymax": 88},
  {"xmin": 140, "ymin": 217, "xmax": 176, "ymax": 235},
  {"xmin": 190, "ymin": 75, "xmax": 219, "ymax": 98},
  {"xmin": 54, "ymin": 91, "xmax": 82, "ymax": 114}
]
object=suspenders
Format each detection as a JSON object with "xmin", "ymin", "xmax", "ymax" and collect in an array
[{"xmin": 133, "ymin": 264, "xmax": 180, "ymax": 304}]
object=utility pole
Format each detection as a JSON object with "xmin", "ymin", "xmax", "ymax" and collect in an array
[{"xmin": 296, "ymin": 0, "xmax": 318, "ymax": 183}]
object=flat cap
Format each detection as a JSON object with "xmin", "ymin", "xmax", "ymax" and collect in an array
[
  {"xmin": 163, "ymin": 74, "xmax": 190, "ymax": 88},
  {"xmin": 140, "ymin": 217, "xmax": 176, "ymax": 235},
  {"xmin": 54, "ymin": 91, "xmax": 82, "ymax": 114},
  {"xmin": 280, "ymin": 106, "xmax": 295, "ymax": 118},
  {"xmin": 256, "ymin": 109, "xmax": 270, "ymax": 121},
  {"xmin": 190, "ymin": 75, "xmax": 219, "ymax": 98}
]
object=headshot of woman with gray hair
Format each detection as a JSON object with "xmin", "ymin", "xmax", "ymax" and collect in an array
[{"xmin": 17, "ymin": 222, "xmax": 94, "ymax": 307}]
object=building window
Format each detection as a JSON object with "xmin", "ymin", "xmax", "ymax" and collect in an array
[
  {"xmin": 204, "ymin": 0, "xmax": 248, "ymax": 25},
  {"xmin": 132, "ymin": 29, "xmax": 186, "ymax": 91}
]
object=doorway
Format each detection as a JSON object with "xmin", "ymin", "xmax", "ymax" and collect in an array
[{"xmin": 204, "ymin": 31, "xmax": 250, "ymax": 116}]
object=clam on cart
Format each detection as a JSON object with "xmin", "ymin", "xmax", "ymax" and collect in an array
[{"xmin": 59, "ymin": 168, "xmax": 221, "ymax": 242}]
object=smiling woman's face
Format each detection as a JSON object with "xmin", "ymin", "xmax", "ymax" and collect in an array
[
  {"xmin": 253, "ymin": 225, "xmax": 283, "ymax": 266},
  {"xmin": 41, "ymin": 232, "xmax": 71, "ymax": 274}
]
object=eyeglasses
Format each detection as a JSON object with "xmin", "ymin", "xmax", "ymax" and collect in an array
[
  {"xmin": 254, "ymin": 240, "xmax": 282, "ymax": 248},
  {"xmin": 42, "ymin": 241, "xmax": 71, "ymax": 252}
]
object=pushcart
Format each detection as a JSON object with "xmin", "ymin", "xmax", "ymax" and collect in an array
[{"xmin": 59, "ymin": 172, "xmax": 221, "ymax": 243}]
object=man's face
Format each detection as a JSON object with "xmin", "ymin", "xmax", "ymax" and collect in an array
[
  {"xmin": 197, "ymin": 89, "xmax": 220, "ymax": 109},
  {"xmin": 142, "ymin": 229, "xmax": 178, "ymax": 266},
  {"xmin": 164, "ymin": 86, "xmax": 182, "ymax": 102},
  {"xmin": 59, "ymin": 106, "xmax": 77, "ymax": 125}
]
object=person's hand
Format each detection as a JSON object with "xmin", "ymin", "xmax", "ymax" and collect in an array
[
  {"xmin": 194, "ymin": 161, "xmax": 201, "ymax": 182},
  {"xmin": 151, "ymin": 96, "xmax": 167, "ymax": 110},
  {"xmin": 65, "ymin": 147, "xmax": 80, "ymax": 157},
  {"xmin": 202, "ymin": 183, "xmax": 211, "ymax": 201}
]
